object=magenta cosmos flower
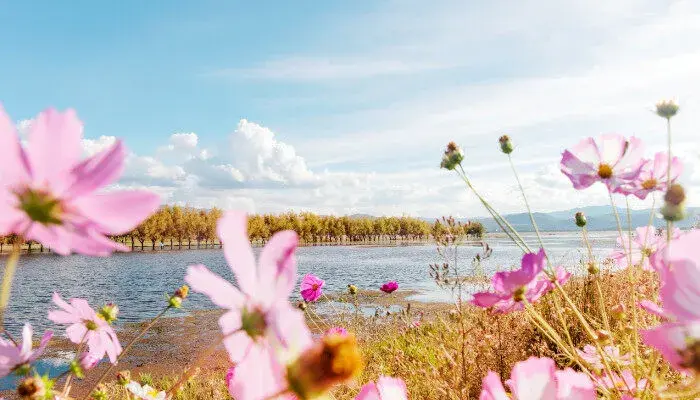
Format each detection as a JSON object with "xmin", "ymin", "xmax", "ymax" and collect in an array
[
  {"xmin": 185, "ymin": 211, "xmax": 311, "ymax": 365},
  {"xmin": 0, "ymin": 107, "xmax": 160, "ymax": 256},
  {"xmin": 471, "ymin": 249, "xmax": 551, "ymax": 313},
  {"xmin": 617, "ymin": 152, "xmax": 682, "ymax": 199},
  {"xmin": 479, "ymin": 356, "xmax": 595, "ymax": 400},
  {"xmin": 0, "ymin": 324, "xmax": 52, "ymax": 377},
  {"xmin": 380, "ymin": 281, "xmax": 398, "ymax": 294},
  {"xmin": 610, "ymin": 226, "xmax": 681, "ymax": 270},
  {"xmin": 47, "ymin": 293, "xmax": 122, "ymax": 363},
  {"xmin": 300, "ymin": 274, "xmax": 325, "ymax": 302},
  {"xmin": 356, "ymin": 376, "xmax": 407, "ymax": 400},
  {"xmin": 560, "ymin": 134, "xmax": 644, "ymax": 193},
  {"xmin": 641, "ymin": 230, "xmax": 700, "ymax": 373}
]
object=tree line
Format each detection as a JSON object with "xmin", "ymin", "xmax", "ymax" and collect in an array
[{"xmin": 0, "ymin": 207, "xmax": 484, "ymax": 252}]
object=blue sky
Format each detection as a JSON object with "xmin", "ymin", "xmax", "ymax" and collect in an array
[{"xmin": 1, "ymin": 1, "xmax": 699, "ymax": 217}]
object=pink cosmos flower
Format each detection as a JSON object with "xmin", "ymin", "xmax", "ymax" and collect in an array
[
  {"xmin": 594, "ymin": 370, "xmax": 647, "ymax": 396},
  {"xmin": 185, "ymin": 211, "xmax": 311, "ymax": 365},
  {"xmin": 610, "ymin": 226, "xmax": 681, "ymax": 270},
  {"xmin": 617, "ymin": 152, "xmax": 683, "ymax": 199},
  {"xmin": 479, "ymin": 356, "xmax": 595, "ymax": 400},
  {"xmin": 0, "ymin": 107, "xmax": 160, "ymax": 256},
  {"xmin": 471, "ymin": 249, "xmax": 551, "ymax": 313},
  {"xmin": 640, "ymin": 230, "xmax": 700, "ymax": 372},
  {"xmin": 576, "ymin": 344, "xmax": 631, "ymax": 370},
  {"xmin": 380, "ymin": 281, "xmax": 399, "ymax": 294},
  {"xmin": 325, "ymin": 327, "xmax": 348, "ymax": 337},
  {"xmin": 560, "ymin": 134, "xmax": 644, "ymax": 193},
  {"xmin": 356, "ymin": 376, "xmax": 407, "ymax": 400},
  {"xmin": 0, "ymin": 324, "xmax": 52, "ymax": 377},
  {"xmin": 300, "ymin": 274, "xmax": 325, "ymax": 302},
  {"xmin": 225, "ymin": 344, "xmax": 296, "ymax": 400},
  {"xmin": 47, "ymin": 293, "xmax": 122, "ymax": 363}
]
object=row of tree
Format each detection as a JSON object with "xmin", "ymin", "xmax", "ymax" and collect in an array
[{"xmin": 0, "ymin": 207, "xmax": 484, "ymax": 252}]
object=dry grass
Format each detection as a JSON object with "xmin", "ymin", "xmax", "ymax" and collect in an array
[{"xmin": 89, "ymin": 267, "xmax": 672, "ymax": 399}]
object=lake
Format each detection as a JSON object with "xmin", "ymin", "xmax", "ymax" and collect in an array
[{"xmin": 0, "ymin": 231, "xmax": 619, "ymax": 335}]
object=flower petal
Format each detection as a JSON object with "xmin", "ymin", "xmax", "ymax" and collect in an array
[
  {"xmin": 258, "ymin": 230, "xmax": 299, "ymax": 302},
  {"xmin": 71, "ymin": 190, "xmax": 160, "ymax": 235},
  {"xmin": 507, "ymin": 357, "xmax": 557, "ymax": 399},
  {"xmin": 27, "ymin": 108, "xmax": 83, "ymax": 186},
  {"xmin": 0, "ymin": 105, "xmax": 30, "ymax": 184},
  {"xmin": 185, "ymin": 264, "xmax": 243, "ymax": 309},
  {"xmin": 64, "ymin": 140, "xmax": 126, "ymax": 198},
  {"xmin": 479, "ymin": 371, "xmax": 509, "ymax": 400},
  {"xmin": 217, "ymin": 211, "xmax": 257, "ymax": 294}
]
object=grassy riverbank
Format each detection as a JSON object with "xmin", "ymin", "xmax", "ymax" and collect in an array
[{"xmin": 7, "ymin": 269, "xmax": 670, "ymax": 400}]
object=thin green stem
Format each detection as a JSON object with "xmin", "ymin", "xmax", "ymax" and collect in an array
[
  {"xmin": 82, "ymin": 306, "xmax": 173, "ymax": 400},
  {"xmin": 0, "ymin": 242, "xmax": 21, "ymax": 329},
  {"xmin": 62, "ymin": 333, "xmax": 89, "ymax": 396},
  {"xmin": 456, "ymin": 165, "xmax": 530, "ymax": 253},
  {"xmin": 625, "ymin": 198, "xmax": 642, "ymax": 373},
  {"xmin": 508, "ymin": 155, "xmax": 546, "ymax": 255}
]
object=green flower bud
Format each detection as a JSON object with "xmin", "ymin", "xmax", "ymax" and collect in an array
[
  {"xmin": 574, "ymin": 211, "xmax": 587, "ymax": 228},
  {"xmin": 498, "ymin": 135, "xmax": 513, "ymax": 154},
  {"xmin": 116, "ymin": 370, "xmax": 131, "ymax": 386},
  {"xmin": 69, "ymin": 360, "xmax": 85, "ymax": 379},
  {"xmin": 656, "ymin": 99, "xmax": 679, "ymax": 119},
  {"xmin": 98, "ymin": 303, "xmax": 119, "ymax": 324},
  {"xmin": 168, "ymin": 295, "xmax": 183, "ymax": 309},
  {"xmin": 440, "ymin": 142, "xmax": 464, "ymax": 171},
  {"xmin": 661, "ymin": 184, "xmax": 687, "ymax": 222}
]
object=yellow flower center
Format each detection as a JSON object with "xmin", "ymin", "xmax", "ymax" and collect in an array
[
  {"xmin": 513, "ymin": 286, "xmax": 526, "ymax": 302},
  {"xmin": 597, "ymin": 164, "xmax": 613, "ymax": 179},
  {"xmin": 16, "ymin": 188, "xmax": 63, "ymax": 225},
  {"xmin": 641, "ymin": 178, "xmax": 657, "ymax": 190}
]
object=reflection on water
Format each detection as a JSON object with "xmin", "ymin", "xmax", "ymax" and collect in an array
[{"xmin": 0, "ymin": 231, "xmax": 616, "ymax": 335}]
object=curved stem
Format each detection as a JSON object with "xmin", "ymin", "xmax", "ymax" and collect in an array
[
  {"xmin": 508, "ymin": 155, "xmax": 546, "ymax": 255},
  {"xmin": 82, "ymin": 306, "xmax": 172, "ymax": 400},
  {"xmin": 456, "ymin": 165, "xmax": 530, "ymax": 253}
]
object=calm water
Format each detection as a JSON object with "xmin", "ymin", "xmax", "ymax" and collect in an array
[{"xmin": 1, "ymin": 231, "xmax": 618, "ymax": 335}]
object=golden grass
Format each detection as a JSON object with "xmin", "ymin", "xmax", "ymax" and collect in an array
[{"xmin": 96, "ymin": 269, "xmax": 671, "ymax": 399}]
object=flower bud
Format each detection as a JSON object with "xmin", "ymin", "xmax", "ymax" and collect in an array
[
  {"xmin": 174, "ymin": 285, "xmax": 189, "ymax": 300},
  {"xmin": 297, "ymin": 301, "xmax": 307, "ymax": 311},
  {"xmin": 168, "ymin": 295, "xmax": 183, "ymax": 309},
  {"xmin": 91, "ymin": 384, "xmax": 108, "ymax": 400},
  {"xmin": 17, "ymin": 376, "xmax": 48, "ymax": 400},
  {"xmin": 595, "ymin": 329, "xmax": 612, "ymax": 345},
  {"xmin": 610, "ymin": 303, "xmax": 626, "ymax": 321},
  {"xmin": 661, "ymin": 184, "xmax": 686, "ymax": 222},
  {"xmin": 14, "ymin": 363, "xmax": 31, "ymax": 376},
  {"xmin": 287, "ymin": 333, "xmax": 363, "ymax": 399},
  {"xmin": 69, "ymin": 361, "xmax": 84, "ymax": 380},
  {"xmin": 98, "ymin": 303, "xmax": 119, "ymax": 324},
  {"xmin": 574, "ymin": 211, "xmax": 587, "ymax": 228},
  {"xmin": 440, "ymin": 142, "xmax": 464, "ymax": 171},
  {"xmin": 587, "ymin": 262, "xmax": 599, "ymax": 275},
  {"xmin": 116, "ymin": 370, "xmax": 131, "ymax": 386},
  {"xmin": 655, "ymin": 99, "xmax": 679, "ymax": 119},
  {"xmin": 347, "ymin": 284, "xmax": 358, "ymax": 295},
  {"xmin": 498, "ymin": 135, "xmax": 514, "ymax": 154}
]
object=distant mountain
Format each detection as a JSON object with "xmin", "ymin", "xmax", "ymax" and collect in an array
[{"xmin": 464, "ymin": 206, "xmax": 700, "ymax": 232}]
